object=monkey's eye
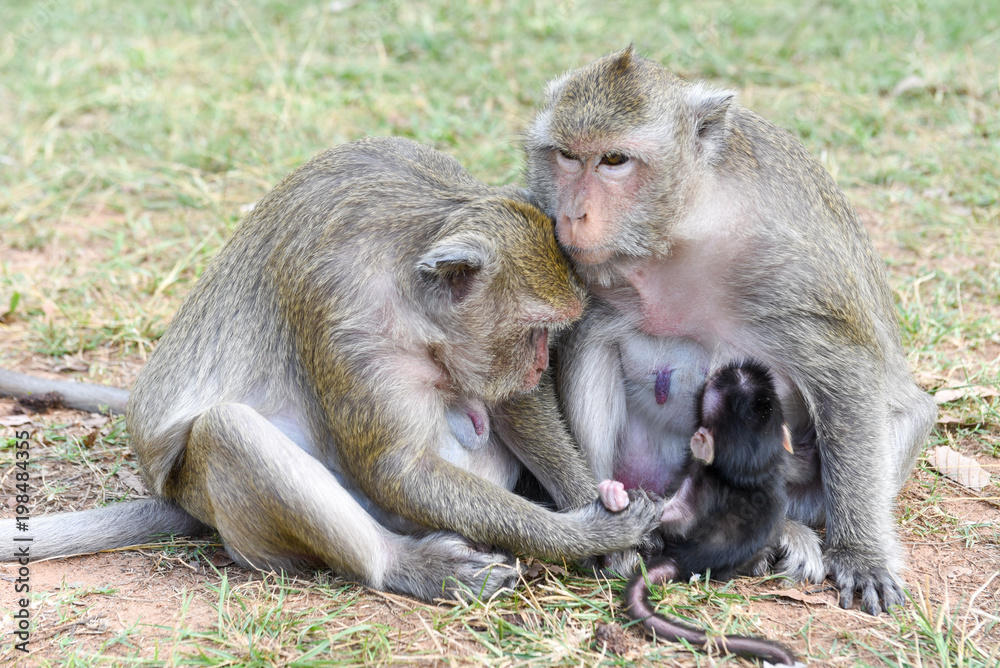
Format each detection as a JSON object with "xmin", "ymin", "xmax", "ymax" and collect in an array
[
  {"xmin": 555, "ymin": 149, "xmax": 582, "ymax": 174},
  {"xmin": 600, "ymin": 153, "xmax": 629, "ymax": 166}
]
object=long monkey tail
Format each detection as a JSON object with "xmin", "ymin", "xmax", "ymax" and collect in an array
[
  {"xmin": 1, "ymin": 498, "xmax": 207, "ymax": 561},
  {"xmin": 0, "ymin": 368, "xmax": 129, "ymax": 415},
  {"xmin": 624, "ymin": 558, "xmax": 799, "ymax": 666}
]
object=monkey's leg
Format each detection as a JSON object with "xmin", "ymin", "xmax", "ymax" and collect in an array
[
  {"xmin": 889, "ymin": 388, "xmax": 938, "ymax": 492},
  {"xmin": 174, "ymin": 403, "xmax": 518, "ymax": 601},
  {"xmin": 756, "ymin": 518, "xmax": 825, "ymax": 584},
  {"xmin": 813, "ymin": 394, "xmax": 906, "ymax": 614}
]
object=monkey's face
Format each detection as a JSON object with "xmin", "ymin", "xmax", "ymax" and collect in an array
[
  {"xmin": 524, "ymin": 48, "xmax": 686, "ymax": 280},
  {"xmin": 525, "ymin": 48, "xmax": 742, "ymax": 289},
  {"xmin": 422, "ymin": 199, "xmax": 586, "ymax": 403},
  {"xmin": 475, "ymin": 200, "xmax": 587, "ymax": 403},
  {"xmin": 547, "ymin": 147, "xmax": 649, "ymax": 266}
]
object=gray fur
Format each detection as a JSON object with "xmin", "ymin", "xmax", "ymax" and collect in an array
[
  {"xmin": 1, "ymin": 137, "xmax": 663, "ymax": 602},
  {"xmin": 525, "ymin": 49, "xmax": 937, "ymax": 613}
]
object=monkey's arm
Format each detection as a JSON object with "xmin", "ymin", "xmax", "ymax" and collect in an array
[
  {"xmin": 782, "ymin": 344, "xmax": 905, "ymax": 614},
  {"xmin": 556, "ymin": 309, "xmax": 628, "ymax": 481},
  {"xmin": 330, "ymin": 381, "xmax": 660, "ymax": 559},
  {"xmin": 368, "ymin": 444, "xmax": 659, "ymax": 559},
  {"xmin": 658, "ymin": 475, "xmax": 700, "ymax": 537},
  {"xmin": 493, "ymin": 372, "xmax": 599, "ymax": 510},
  {"xmin": 0, "ymin": 368, "xmax": 129, "ymax": 415}
]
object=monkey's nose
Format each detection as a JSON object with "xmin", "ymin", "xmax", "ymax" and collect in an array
[{"xmin": 557, "ymin": 211, "xmax": 588, "ymax": 248}]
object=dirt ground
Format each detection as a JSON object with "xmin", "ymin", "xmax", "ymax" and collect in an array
[{"xmin": 1, "ymin": 355, "xmax": 998, "ymax": 666}]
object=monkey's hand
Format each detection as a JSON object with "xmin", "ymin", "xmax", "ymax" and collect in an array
[
  {"xmin": 386, "ymin": 532, "xmax": 520, "ymax": 602},
  {"xmin": 825, "ymin": 546, "xmax": 906, "ymax": 615},
  {"xmin": 581, "ymin": 549, "xmax": 641, "ymax": 578},
  {"xmin": 586, "ymin": 488, "xmax": 664, "ymax": 544},
  {"xmin": 580, "ymin": 528, "xmax": 667, "ymax": 579},
  {"xmin": 580, "ymin": 490, "xmax": 665, "ymax": 578}
]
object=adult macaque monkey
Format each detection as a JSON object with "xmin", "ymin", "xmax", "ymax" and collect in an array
[
  {"xmin": 0, "ymin": 137, "xmax": 663, "ymax": 602},
  {"xmin": 524, "ymin": 47, "xmax": 937, "ymax": 614}
]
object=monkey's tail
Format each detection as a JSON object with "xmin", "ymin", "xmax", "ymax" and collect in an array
[
  {"xmin": 0, "ymin": 368, "xmax": 129, "ymax": 415},
  {"xmin": 1, "ymin": 498, "xmax": 208, "ymax": 561},
  {"xmin": 625, "ymin": 559, "xmax": 798, "ymax": 666}
]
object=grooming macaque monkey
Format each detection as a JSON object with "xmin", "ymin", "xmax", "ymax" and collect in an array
[
  {"xmin": 599, "ymin": 361, "xmax": 797, "ymax": 665},
  {"xmin": 525, "ymin": 47, "xmax": 938, "ymax": 613},
  {"xmin": 0, "ymin": 137, "xmax": 664, "ymax": 602}
]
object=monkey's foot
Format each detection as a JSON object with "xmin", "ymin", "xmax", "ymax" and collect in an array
[
  {"xmin": 737, "ymin": 545, "xmax": 778, "ymax": 578},
  {"xmin": 597, "ymin": 479, "xmax": 630, "ymax": 511},
  {"xmin": 581, "ymin": 520, "xmax": 666, "ymax": 579},
  {"xmin": 582, "ymin": 549, "xmax": 641, "ymax": 579},
  {"xmin": 825, "ymin": 546, "xmax": 906, "ymax": 614},
  {"xmin": 774, "ymin": 518, "xmax": 825, "ymax": 584},
  {"xmin": 386, "ymin": 532, "xmax": 519, "ymax": 602}
]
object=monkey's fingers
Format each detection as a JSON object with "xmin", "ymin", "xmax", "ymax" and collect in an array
[
  {"xmin": 625, "ymin": 488, "xmax": 666, "ymax": 529},
  {"xmin": 387, "ymin": 532, "xmax": 520, "ymax": 602},
  {"xmin": 581, "ymin": 549, "xmax": 642, "ymax": 579},
  {"xmin": 829, "ymin": 555, "xmax": 905, "ymax": 614}
]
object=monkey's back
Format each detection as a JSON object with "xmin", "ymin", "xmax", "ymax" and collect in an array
[
  {"xmin": 669, "ymin": 470, "xmax": 785, "ymax": 581},
  {"xmin": 126, "ymin": 138, "xmax": 495, "ymax": 493}
]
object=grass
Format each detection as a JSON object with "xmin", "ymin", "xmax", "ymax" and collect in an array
[{"xmin": 1, "ymin": 0, "xmax": 998, "ymax": 665}]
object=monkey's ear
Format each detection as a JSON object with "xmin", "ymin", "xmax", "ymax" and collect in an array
[
  {"xmin": 686, "ymin": 83, "xmax": 736, "ymax": 150},
  {"xmin": 690, "ymin": 426, "xmax": 715, "ymax": 464},
  {"xmin": 418, "ymin": 240, "xmax": 488, "ymax": 301},
  {"xmin": 782, "ymin": 424, "xmax": 794, "ymax": 453}
]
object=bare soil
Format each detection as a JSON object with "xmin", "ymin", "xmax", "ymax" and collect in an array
[{"xmin": 1, "ymin": 207, "xmax": 999, "ymax": 666}]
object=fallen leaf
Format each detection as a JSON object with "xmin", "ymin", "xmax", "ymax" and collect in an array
[
  {"xmin": 55, "ymin": 360, "xmax": 90, "ymax": 373},
  {"xmin": 524, "ymin": 563, "xmax": 545, "ymax": 578},
  {"xmin": 80, "ymin": 415, "xmax": 109, "ymax": 430},
  {"xmin": 936, "ymin": 413, "xmax": 963, "ymax": 425},
  {"xmin": 0, "ymin": 415, "xmax": 33, "ymax": 427},
  {"xmin": 523, "ymin": 562, "xmax": 568, "ymax": 579},
  {"xmin": 930, "ymin": 446, "xmax": 992, "ymax": 490},
  {"xmin": 933, "ymin": 388, "xmax": 966, "ymax": 404},
  {"xmin": 209, "ymin": 551, "xmax": 236, "ymax": 568},
  {"xmin": 116, "ymin": 469, "xmax": 148, "ymax": 495},
  {"xmin": 936, "ymin": 413, "xmax": 983, "ymax": 427},
  {"xmin": 40, "ymin": 298, "xmax": 58, "ymax": 322},
  {"xmin": 915, "ymin": 370, "xmax": 947, "ymax": 387},
  {"xmin": 892, "ymin": 74, "xmax": 927, "ymax": 96},
  {"xmin": 946, "ymin": 566, "xmax": 973, "ymax": 579},
  {"xmin": 933, "ymin": 386, "xmax": 1000, "ymax": 404}
]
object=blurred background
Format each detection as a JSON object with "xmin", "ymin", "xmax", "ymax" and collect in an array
[{"xmin": 1, "ymin": 0, "xmax": 997, "ymax": 363}]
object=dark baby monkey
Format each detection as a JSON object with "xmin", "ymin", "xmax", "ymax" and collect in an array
[
  {"xmin": 0, "ymin": 137, "xmax": 662, "ymax": 602},
  {"xmin": 600, "ymin": 361, "xmax": 797, "ymax": 665},
  {"xmin": 526, "ymin": 47, "xmax": 937, "ymax": 613}
]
